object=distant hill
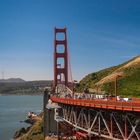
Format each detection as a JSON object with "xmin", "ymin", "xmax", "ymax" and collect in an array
[
  {"xmin": 76, "ymin": 55, "xmax": 140, "ymax": 97},
  {"xmin": 0, "ymin": 78, "xmax": 25, "ymax": 83},
  {"xmin": 0, "ymin": 79, "xmax": 52, "ymax": 95}
]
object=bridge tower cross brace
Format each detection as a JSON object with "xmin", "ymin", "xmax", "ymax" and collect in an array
[{"xmin": 53, "ymin": 28, "xmax": 68, "ymax": 92}]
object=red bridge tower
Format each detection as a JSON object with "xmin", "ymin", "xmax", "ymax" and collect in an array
[{"xmin": 53, "ymin": 28, "xmax": 68, "ymax": 92}]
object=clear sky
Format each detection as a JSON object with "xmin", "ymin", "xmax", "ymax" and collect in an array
[{"xmin": 0, "ymin": 0, "xmax": 140, "ymax": 81}]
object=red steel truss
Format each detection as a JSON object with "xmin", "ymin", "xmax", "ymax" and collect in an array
[{"xmin": 51, "ymin": 98, "xmax": 140, "ymax": 140}]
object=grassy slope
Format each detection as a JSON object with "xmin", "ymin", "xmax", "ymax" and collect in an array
[
  {"xmin": 76, "ymin": 65, "xmax": 120, "ymax": 92},
  {"xmin": 76, "ymin": 56, "xmax": 140, "ymax": 97}
]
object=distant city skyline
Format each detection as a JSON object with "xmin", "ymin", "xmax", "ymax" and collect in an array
[{"xmin": 0, "ymin": 0, "xmax": 140, "ymax": 81}]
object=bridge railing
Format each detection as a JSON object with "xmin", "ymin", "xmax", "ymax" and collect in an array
[{"xmin": 51, "ymin": 95, "xmax": 140, "ymax": 112}]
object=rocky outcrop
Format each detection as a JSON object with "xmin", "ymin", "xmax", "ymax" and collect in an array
[
  {"xmin": 14, "ymin": 113, "xmax": 43, "ymax": 140},
  {"xmin": 14, "ymin": 127, "xmax": 30, "ymax": 139}
]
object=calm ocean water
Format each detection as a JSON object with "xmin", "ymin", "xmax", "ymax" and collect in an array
[{"xmin": 0, "ymin": 95, "xmax": 43, "ymax": 140}]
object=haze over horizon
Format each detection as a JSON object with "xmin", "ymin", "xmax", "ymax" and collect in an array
[{"xmin": 0, "ymin": 0, "xmax": 140, "ymax": 81}]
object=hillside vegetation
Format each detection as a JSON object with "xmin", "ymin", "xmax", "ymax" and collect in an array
[{"xmin": 76, "ymin": 55, "xmax": 140, "ymax": 97}]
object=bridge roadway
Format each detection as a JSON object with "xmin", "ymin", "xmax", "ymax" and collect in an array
[
  {"xmin": 50, "ymin": 95, "xmax": 140, "ymax": 140},
  {"xmin": 51, "ymin": 96, "xmax": 140, "ymax": 112}
]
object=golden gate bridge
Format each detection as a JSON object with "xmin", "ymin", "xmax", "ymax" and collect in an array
[{"xmin": 44, "ymin": 28, "xmax": 140, "ymax": 140}]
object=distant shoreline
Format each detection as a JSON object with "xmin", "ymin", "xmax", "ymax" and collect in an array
[
  {"xmin": 0, "ymin": 93, "xmax": 43, "ymax": 96},
  {"xmin": 0, "ymin": 79, "xmax": 52, "ymax": 97}
]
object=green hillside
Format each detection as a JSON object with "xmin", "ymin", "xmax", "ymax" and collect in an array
[{"xmin": 76, "ymin": 56, "xmax": 140, "ymax": 97}]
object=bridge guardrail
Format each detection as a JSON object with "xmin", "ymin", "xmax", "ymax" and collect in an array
[{"xmin": 51, "ymin": 96, "xmax": 140, "ymax": 112}]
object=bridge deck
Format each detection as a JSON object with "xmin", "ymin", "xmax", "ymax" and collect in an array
[{"xmin": 51, "ymin": 96, "xmax": 140, "ymax": 112}]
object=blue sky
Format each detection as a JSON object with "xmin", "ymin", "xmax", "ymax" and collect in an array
[{"xmin": 0, "ymin": 0, "xmax": 140, "ymax": 81}]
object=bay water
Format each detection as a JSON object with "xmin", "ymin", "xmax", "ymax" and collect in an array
[{"xmin": 0, "ymin": 95, "xmax": 43, "ymax": 140}]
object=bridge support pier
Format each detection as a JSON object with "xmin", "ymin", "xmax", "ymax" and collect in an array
[{"xmin": 43, "ymin": 89, "xmax": 57, "ymax": 139}]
